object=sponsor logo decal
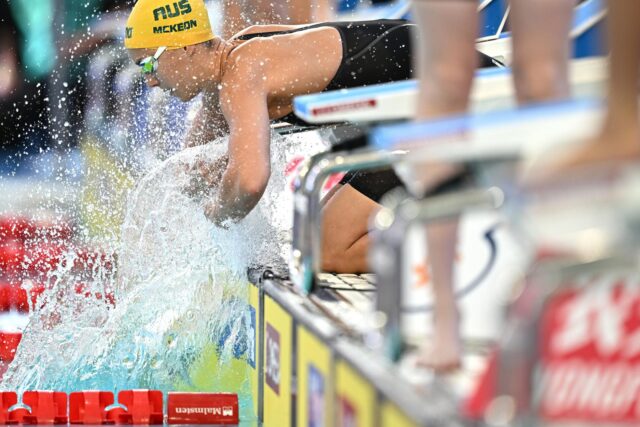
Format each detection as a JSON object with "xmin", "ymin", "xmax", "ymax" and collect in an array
[
  {"xmin": 153, "ymin": 19, "xmax": 198, "ymax": 34},
  {"xmin": 266, "ymin": 323, "xmax": 281, "ymax": 394},
  {"xmin": 153, "ymin": 0, "xmax": 192, "ymax": 21},
  {"xmin": 284, "ymin": 155, "xmax": 344, "ymax": 195},
  {"xmin": 125, "ymin": 27, "xmax": 133, "ymax": 38},
  {"xmin": 167, "ymin": 393, "xmax": 238, "ymax": 424},
  {"xmin": 174, "ymin": 406, "xmax": 233, "ymax": 416},
  {"xmin": 311, "ymin": 99, "xmax": 376, "ymax": 116}
]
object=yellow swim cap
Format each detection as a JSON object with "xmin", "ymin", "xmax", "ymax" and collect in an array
[{"xmin": 125, "ymin": 0, "xmax": 215, "ymax": 50}]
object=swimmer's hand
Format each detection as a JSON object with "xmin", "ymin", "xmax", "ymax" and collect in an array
[
  {"xmin": 184, "ymin": 155, "xmax": 228, "ymax": 198},
  {"xmin": 202, "ymin": 198, "xmax": 234, "ymax": 229}
]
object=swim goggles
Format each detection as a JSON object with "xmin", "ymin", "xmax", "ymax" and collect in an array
[{"xmin": 138, "ymin": 46, "xmax": 167, "ymax": 75}]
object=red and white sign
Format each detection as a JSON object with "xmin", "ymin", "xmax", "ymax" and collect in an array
[
  {"xmin": 284, "ymin": 155, "xmax": 344, "ymax": 196},
  {"xmin": 167, "ymin": 392, "xmax": 238, "ymax": 425},
  {"xmin": 539, "ymin": 277, "xmax": 640, "ymax": 422},
  {"xmin": 311, "ymin": 99, "xmax": 376, "ymax": 117}
]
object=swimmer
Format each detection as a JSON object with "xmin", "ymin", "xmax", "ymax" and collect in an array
[{"xmin": 124, "ymin": 0, "xmax": 418, "ymax": 225}]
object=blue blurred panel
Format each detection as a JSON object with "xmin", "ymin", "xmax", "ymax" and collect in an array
[
  {"xmin": 478, "ymin": 0, "xmax": 508, "ymax": 39},
  {"xmin": 337, "ymin": 0, "xmax": 360, "ymax": 12},
  {"xmin": 573, "ymin": 0, "xmax": 607, "ymax": 58}
]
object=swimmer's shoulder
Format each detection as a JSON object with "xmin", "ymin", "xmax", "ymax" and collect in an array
[
  {"xmin": 220, "ymin": 25, "xmax": 341, "ymax": 93},
  {"xmin": 220, "ymin": 42, "xmax": 270, "ymax": 95}
]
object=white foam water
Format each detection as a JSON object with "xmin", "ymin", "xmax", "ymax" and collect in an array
[{"xmin": 2, "ymin": 131, "xmax": 326, "ymax": 419}]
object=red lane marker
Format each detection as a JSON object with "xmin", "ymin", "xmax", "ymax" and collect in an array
[
  {"xmin": 69, "ymin": 391, "xmax": 114, "ymax": 425},
  {"xmin": 116, "ymin": 390, "xmax": 163, "ymax": 425},
  {"xmin": 167, "ymin": 393, "xmax": 238, "ymax": 425},
  {"xmin": 20, "ymin": 391, "xmax": 68, "ymax": 424}
]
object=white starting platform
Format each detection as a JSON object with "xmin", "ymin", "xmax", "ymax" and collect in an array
[
  {"xmin": 293, "ymin": 57, "xmax": 606, "ymax": 125},
  {"xmin": 293, "ymin": 0, "xmax": 606, "ymax": 125}
]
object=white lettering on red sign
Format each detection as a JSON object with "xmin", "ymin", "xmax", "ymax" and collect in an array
[
  {"xmin": 540, "ymin": 276, "xmax": 640, "ymax": 421},
  {"xmin": 547, "ymin": 277, "xmax": 640, "ymax": 358},
  {"xmin": 174, "ymin": 406, "xmax": 232, "ymax": 416},
  {"xmin": 541, "ymin": 362, "xmax": 640, "ymax": 419}
]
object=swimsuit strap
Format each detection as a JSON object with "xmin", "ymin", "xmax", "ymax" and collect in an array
[{"xmin": 235, "ymin": 22, "xmax": 331, "ymax": 40}]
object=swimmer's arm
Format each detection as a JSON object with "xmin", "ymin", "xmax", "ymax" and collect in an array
[
  {"xmin": 184, "ymin": 92, "xmax": 229, "ymax": 148},
  {"xmin": 204, "ymin": 73, "xmax": 271, "ymax": 224}
]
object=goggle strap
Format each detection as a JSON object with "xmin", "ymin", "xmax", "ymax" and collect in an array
[{"xmin": 154, "ymin": 46, "xmax": 167, "ymax": 60}]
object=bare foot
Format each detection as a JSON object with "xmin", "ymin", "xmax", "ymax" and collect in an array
[
  {"xmin": 525, "ymin": 126, "xmax": 640, "ymax": 186},
  {"xmin": 551, "ymin": 138, "xmax": 640, "ymax": 172},
  {"xmin": 416, "ymin": 312, "xmax": 462, "ymax": 373}
]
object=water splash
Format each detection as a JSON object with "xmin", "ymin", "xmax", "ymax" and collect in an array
[{"xmin": 2, "ymin": 131, "xmax": 326, "ymax": 419}]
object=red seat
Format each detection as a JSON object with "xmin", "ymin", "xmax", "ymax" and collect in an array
[
  {"xmin": 0, "ymin": 392, "xmax": 17, "ymax": 424},
  {"xmin": 69, "ymin": 391, "xmax": 114, "ymax": 425},
  {"xmin": 114, "ymin": 390, "xmax": 163, "ymax": 425},
  {"xmin": 18, "ymin": 391, "xmax": 68, "ymax": 424}
]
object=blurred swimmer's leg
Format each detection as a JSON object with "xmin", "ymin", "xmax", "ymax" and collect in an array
[
  {"xmin": 510, "ymin": 0, "xmax": 573, "ymax": 104},
  {"xmin": 543, "ymin": 0, "xmax": 640, "ymax": 172},
  {"xmin": 413, "ymin": 1, "xmax": 478, "ymax": 118},
  {"xmin": 411, "ymin": 0, "xmax": 478, "ymax": 372},
  {"xmin": 321, "ymin": 184, "xmax": 380, "ymax": 274}
]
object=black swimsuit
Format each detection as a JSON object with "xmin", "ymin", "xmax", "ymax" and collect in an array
[{"xmin": 238, "ymin": 20, "xmax": 417, "ymax": 92}]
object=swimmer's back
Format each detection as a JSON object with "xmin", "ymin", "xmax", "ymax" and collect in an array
[
  {"xmin": 227, "ymin": 20, "xmax": 416, "ymax": 121},
  {"xmin": 236, "ymin": 20, "xmax": 416, "ymax": 90}
]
